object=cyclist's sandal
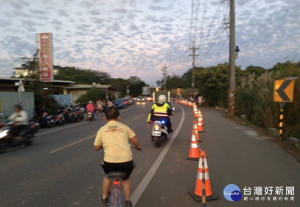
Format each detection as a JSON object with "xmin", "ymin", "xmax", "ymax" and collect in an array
[
  {"xmin": 101, "ymin": 197, "xmax": 109, "ymax": 206},
  {"xmin": 124, "ymin": 200, "xmax": 133, "ymax": 207}
]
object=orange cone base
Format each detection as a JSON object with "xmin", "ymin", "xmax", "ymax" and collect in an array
[
  {"xmin": 198, "ymin": 128, "xmax": 205, "ymax": 133},
  {"xmin": 189, "ymin": 191, "xmax": 219, "ymax": 202}
]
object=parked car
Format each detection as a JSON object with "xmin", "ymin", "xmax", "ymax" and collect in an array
[
  {"xmin": 124, "ymin": 97, "xmax": 135, "ymax": 105},
  {"xmin": 113, "ymin": 98, "xmax": 126, "ymax": 109}
]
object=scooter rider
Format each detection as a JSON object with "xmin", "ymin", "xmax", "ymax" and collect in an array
[
  {"xmin": 147, "ymin": 95, "xmax": 173, "ymax": 133},
  {"xmin": 8, "ymin": 104, "xmax": 28, "ymax": 140},
  {"xmin": 86, "ymin": 101, "xmax": 95, "ymax": 115}
]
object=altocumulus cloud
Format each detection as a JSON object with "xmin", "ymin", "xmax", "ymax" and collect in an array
[{"xmin": 0, "ymin": 0, "xmax": 299, "ymax": 85}]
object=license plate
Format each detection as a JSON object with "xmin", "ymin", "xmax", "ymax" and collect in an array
[{"xmin": 152, "ymin": 131, "xmax": 161, "ymax": 136}]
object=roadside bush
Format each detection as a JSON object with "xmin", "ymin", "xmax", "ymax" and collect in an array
[
  {"xmin": 236, "ymin": 62, "xmax": 300, "ymax": 138},
  {"xmin": 76, "ymin": 87, "xmax": 106, "ymax": 105}
]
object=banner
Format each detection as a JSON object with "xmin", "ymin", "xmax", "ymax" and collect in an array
[{"xmin": 39, "ymin": 33, "xmax": 53, "ymax": 82}]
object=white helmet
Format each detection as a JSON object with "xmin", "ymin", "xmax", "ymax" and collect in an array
[{"xmin": 158, "ymin": 95, "xmax": 167, "ymax": 104}]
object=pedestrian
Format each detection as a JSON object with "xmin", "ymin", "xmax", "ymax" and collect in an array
[
  {"xmin": 102, "ymin": 100, "xmax": 107, "ymax": 112},
  {"xmin": 96, "ymin": 100, "xmax": 103, "ymax": 118},
  {"xmin": 94, "ymin": 107, "xmax": 141, "ymax": 207},
  {"xmin": 107, "ymin": 100, "xmax": 113, "ymax": 107}
]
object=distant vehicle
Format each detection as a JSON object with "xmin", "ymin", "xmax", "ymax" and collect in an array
[
  {"xmin": 146, "ymin": 96, "xmax": 153, "ymax": 102},
  {"xmin": 87, "ymin": 111, "xmax": 94, "ymax": 121},
  {"xmin": 113, "ymin": 98, "xmax": 126, "ymax": 109},
  {"xmin": 124, "ymin": 97, "xmax": 135, "ymax": 105},
  {"xmin": 136, "ymin": 96, "xmax": 146, "ymax": 103}
]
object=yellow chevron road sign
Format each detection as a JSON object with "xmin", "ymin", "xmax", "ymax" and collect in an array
[{"xmin": 273, "ymin": 79, "xmax": 295, "ymax": 102}]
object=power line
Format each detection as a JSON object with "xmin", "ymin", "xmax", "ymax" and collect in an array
[
  {"xmin": 197, "ymin": 1, "xmax": 223, "ymax": 63},
  {"xmin": 189, "ymin": 0, "xmax": 195, "ymax": 48}
]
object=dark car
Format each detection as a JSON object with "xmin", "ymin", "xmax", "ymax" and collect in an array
[{"xmin": 113, "ymin": 98, "xmax": 126, "ymax": 109}]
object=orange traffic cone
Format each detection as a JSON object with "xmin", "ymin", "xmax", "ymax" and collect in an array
[
  {"xmin": 186, "ymin": 133, "xmax": 200, "ymax": 160},
  {"xmin": 197, "ymin": 110, "xmax": 204, "ymax": 125},
  {"xmin": 189, "ymin": 151, "xmax": 219, "ymax": 202},
  {"xmin": 193, "ymin": 121, "xmax": 200, "ymax": 141},
  {"xmin": 193, "ymin": 106, "xmax": 198, "ymax": 118},
  {"xmin": 197, "ymin": 118, "xmax": 204, "ymax": 132}
]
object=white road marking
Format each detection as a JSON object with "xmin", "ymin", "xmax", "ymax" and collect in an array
[
  {"xmin": 131, "ymin": 104, "xmax": 185, "ymax": 206},
  {"xmin": 47, "ymin": 106, "xmax": 138, "ymax": 154},
  {"xmin": 49, "ymin": 135, "xmax": 95, "ymax": 154}
]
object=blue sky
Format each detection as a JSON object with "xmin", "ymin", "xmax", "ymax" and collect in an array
[{"xmin": 0, "ymin": 0, "xmax": 299, "ymax": 86}]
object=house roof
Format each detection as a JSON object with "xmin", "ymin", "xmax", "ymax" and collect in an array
[
  {"xmin": 64, "ymin": 84, "xmax": 111, "ymax": 89},
  {"xmin": 0, "ymin": 77, "xmax": 75, "ymax": 84}
]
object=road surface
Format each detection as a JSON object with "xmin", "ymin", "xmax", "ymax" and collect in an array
[{"xmin": 0, "ymin": 102, "xmax": 299, "ymax": 207}]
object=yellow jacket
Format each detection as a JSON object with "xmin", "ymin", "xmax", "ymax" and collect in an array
[{"xmin": 147, "ymin": 102, "xmax": 172, "ymax": 122}]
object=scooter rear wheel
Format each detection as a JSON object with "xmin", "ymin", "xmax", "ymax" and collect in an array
[{"xmin": 154, "ymin": 139, "xmax": 161, "ymax": 147}]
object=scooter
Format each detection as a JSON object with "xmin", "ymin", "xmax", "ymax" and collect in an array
[
  {"xmin": 151, "ymin": 120, "xmax": 169, "ymax": 147},
  {"xmin": 52, "ymin": 113, "xmax": 65, "ymax": 126},
  {"xmin": 0, "ymin": 120, "xmax": 36, "ymax": 154},
  {"xmin": 39, "ymin": 111, "xmax": 55, "ymax": 128},
  {"xmin": 87, "ymin": 111, "xmax": 94, "ymax": 121}
]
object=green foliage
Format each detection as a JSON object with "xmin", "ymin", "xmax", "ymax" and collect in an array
[
  {"xmin": 195, "ymin": 65, "xmax": 229, "ymax": 107},
  {"xmin": 157, "ymin": 61, "xmax": 300, "ymax": 138},
  {"xmin": 128, "ymin": 76, "xmax": 146, "ymax": 97},
  {"xmin": 109, "ymin": 76, "xmax": 146, "ymax": 97},
  {"xmin": 54, "ymin": 66, "xmax": 110, "ymax": 84},
  {"xmin": 109, "ymin": 78, "xmax": 130, "ymax": 97},
  {"xmin": 245, "ymin": 65, "xmax": 266, "ymax": 76},
  {"xmin": 76, "ymin": 87, "xmax": 106, "ymax": 104},
  {"xmin": 166, "ymin": 75, "xmax": 185, "ymax": 89},
  {"xmin": 236, "ymin": 62, "xmax": 300, "ymax": 138},
  {"xmin": 280, "ymin": 70, "xmax": 300, "ymax": 138},
  {"xmin": 25, "ymin": 80, "xmax": 59, "ymax": 115}
]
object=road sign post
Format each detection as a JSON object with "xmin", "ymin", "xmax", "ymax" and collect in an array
[
  {"xmin": 273, "ymin": 79, "xmax": 295, "ymax": 140},
  {"xmin": 278, "ymin": 103, "xmax": 285, "ymax": 140}
]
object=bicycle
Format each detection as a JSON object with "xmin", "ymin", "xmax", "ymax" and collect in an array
[
  {"xmin": 103, "ymin": 146, "xmax": 141, "ymax": 207},
  {"xmin": 107, "ymin": 171, "xmax": 127, "ymax": 207}
]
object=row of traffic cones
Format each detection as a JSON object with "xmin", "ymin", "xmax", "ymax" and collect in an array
[{"xmin": 178, "ymin": 101, "xmax": 218, "ymax": 203}]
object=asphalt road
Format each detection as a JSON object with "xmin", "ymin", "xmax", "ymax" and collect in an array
[{"xmin": 0, "ymin": 102, "xmax": 299, "ymax": 207}]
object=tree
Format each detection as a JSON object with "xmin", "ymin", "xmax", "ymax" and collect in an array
[
  {"xmin": 245, "ymin": 65, "xmax": 266, "ymax": 76},
  {"xmin": 18, "ymin": 50, "xmax": 59, "ymax": 115},
  {"xmin": 127, "ymin": 76, "xmax": 146, "ymax": 97},
  {"xmin": 109, "ymin": 78, "xmax": 131, "ymax": 97},
  {"xmin": 76, "ymin": 87, "xmax": 106, "ymax": 104},
  {"xmin": 55, "ymin": 66, "xmax": 110, "ymax": 84}
]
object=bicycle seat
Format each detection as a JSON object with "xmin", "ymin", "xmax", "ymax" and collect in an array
[{"xmin": 107, "ymin": 171, "xmax": 127, "ymax": 180}]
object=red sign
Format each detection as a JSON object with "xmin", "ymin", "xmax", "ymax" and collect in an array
[{"xmin": 39, "ymin": 33, "xmax": 53, "ymax": 82}]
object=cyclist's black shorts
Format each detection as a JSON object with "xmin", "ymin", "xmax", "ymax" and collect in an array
[{"xmin": 101, "ymin": 160, "xmax": 135, "ymax": 180}]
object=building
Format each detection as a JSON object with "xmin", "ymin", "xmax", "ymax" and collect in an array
[{"xmin": 0, "ymin": 77, "xmax": 119, "ymax": 103}]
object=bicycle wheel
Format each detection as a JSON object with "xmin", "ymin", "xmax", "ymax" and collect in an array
[{"xmin": 109, "ymin": 187, "xmax": 124, "ymax": 207}]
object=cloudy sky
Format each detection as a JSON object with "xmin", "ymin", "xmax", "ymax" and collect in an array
[{"xmin": 0, "ymin": 0, "xmax": 299, "ymax": 86}]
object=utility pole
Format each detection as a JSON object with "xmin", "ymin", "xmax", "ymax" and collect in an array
[
  {"xmin": 189, "ymin": 43, "xmax": 199, "ymax": 94},
  {"xmin": 228, "ymin": 0, "xmax": 236, "ymax": 116},
  {"xmin": 161, "ymin": 66, "xmax": 167, "ymax": 90}
]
